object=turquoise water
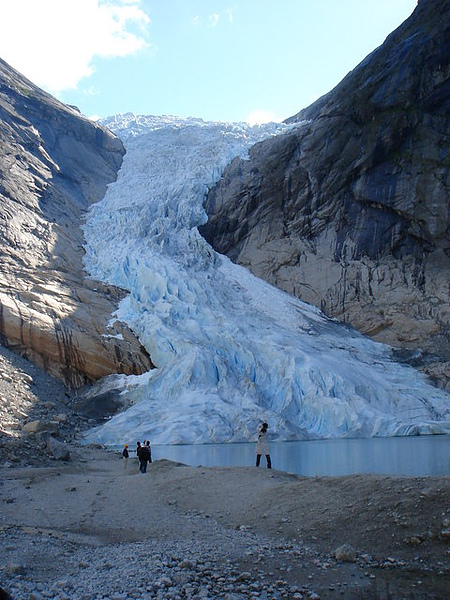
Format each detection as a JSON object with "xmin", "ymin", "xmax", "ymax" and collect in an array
[{"xmin": 151, "ymin": 435, "xmax": 450, "ymax": 477}]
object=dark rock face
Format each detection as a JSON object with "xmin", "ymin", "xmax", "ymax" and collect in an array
[
  {"xmin": 200, "ymin": 0, "xmax": 450, "ymax": 388},
  {"xmin": 0, "ymin": 59, "xmax": 153, "ymax": 387}
]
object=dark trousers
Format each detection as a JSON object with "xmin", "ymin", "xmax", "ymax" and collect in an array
[
  {"xmin": 140, "ymin": 459, "xmax": 148, "ymax": 473},
  {"xmin": 256, "ymin": 454, "xmax": 272, "ymax": 468}
]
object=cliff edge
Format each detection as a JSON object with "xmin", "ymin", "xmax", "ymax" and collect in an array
[{"xmin": 0, "ymin": 59, "xmax": 153, "ymax": 387}]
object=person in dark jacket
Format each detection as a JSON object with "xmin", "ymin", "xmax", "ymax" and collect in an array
[
  {"xmin": 145, "ymin": 440, "xmax": 152, "ymax": 463},
  {"xmin": 136, "ymin": 441, "xmax": 142, "ymax": 472},
  {"xmin": 139, "ymin": 440, "xmax": 152, "ymax": 473}
]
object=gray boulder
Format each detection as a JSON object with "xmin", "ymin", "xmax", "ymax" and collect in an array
[{"xmin": 46, "ymin": 436, "xmax": 71, "ymax": 461}]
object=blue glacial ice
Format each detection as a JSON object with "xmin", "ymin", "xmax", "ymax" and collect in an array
[{"xmin": 81, "ymin": 114, "xmax": 450, "ymax": 446}]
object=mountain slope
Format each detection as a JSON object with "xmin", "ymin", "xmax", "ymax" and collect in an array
[
  {"xmin": 199, "ymin": 0, "xmax": 450, "ymax": 389},
  {"xmin": 0, "ymin": 59, "xmax": 152, "ymax": 387}
]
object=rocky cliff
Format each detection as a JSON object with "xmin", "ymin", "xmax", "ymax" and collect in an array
[
  {"xmin": 200, "ymin": 0, "xmax": 450, "ymax": 388},
  {"xmin": 0, "ymin": 59, "xmax": 153, "ymax": 388}
]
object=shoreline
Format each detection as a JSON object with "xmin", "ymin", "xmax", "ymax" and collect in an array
[{"xmin": 137, "ymin": 435, "xmax": 450, "ymax": 478}]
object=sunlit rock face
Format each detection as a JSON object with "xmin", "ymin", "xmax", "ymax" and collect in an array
[
  {"xmin": 0, "ymin": 59, "xmax": 153, "ymax": 387},
  {"xmin": 200, "ymin": 0, "xmax": 450, "ymax": 389}
]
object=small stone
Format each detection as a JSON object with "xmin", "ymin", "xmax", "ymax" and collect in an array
[
  {"xmin": 180, "ymin": 559, "xmax": 193, "ymax": 569},
  {"xmin": 5, "ymin": 563, "xmax": 27, "ymax": 575},
  {"xmin": 334, "ymin": 543, "xmax": 357, "ymax": 562},
  {"xmin": 386, "ymin": 556, "xmax": 396, "ymax": 563},
  {"xmin": 23, "ymin": 420, "xmax": 43, "ymax": 433},
  {"xmin": 406, "ymin": 536, "xmax": 423, "ymax": 546}
]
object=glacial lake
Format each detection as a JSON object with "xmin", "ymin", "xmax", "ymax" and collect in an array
[{"xmin": 151, "ymin": 435, "xmax": 450, "ymax": 477}]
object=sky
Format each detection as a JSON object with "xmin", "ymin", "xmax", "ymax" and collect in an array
[{"xmin": 0, "ymin": 0, "xmax": 418, "ymax": 124}]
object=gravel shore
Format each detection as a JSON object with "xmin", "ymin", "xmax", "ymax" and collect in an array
[{"xmin": 0, "ymin": 344, "xmax": 449, "ymax": 599}]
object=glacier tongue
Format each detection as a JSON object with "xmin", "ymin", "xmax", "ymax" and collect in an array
[{"xmin": 81, "ymin": 114, "xmax": 450, "ymax": 446}]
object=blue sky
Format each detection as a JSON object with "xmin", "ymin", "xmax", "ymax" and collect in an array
[{"xmin": 1, "ymin": 0, "xmax": 417, "ymax": 123}]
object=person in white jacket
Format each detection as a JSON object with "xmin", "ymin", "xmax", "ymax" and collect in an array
[{"xmin": 255, "ymin": 422, "xmax": 272, "ymax": 469}]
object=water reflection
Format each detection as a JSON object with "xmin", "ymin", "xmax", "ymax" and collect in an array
[{"xmin": 152, "ymin": 435, "xmax": 450, "ymax": 477}]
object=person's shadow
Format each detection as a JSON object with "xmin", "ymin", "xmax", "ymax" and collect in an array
[{"xmin": 0, "ymin": 586, "xmax": 13, "ymax": 600}]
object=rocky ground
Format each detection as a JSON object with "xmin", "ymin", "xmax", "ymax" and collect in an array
[{"xmin": 0, "ymin": 343, "xmax": 449, "ymax": 599}]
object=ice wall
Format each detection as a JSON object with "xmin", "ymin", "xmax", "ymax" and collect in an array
[{"xmin": 81, "ymin": 115, "xmax": 450, "ymax": 446}]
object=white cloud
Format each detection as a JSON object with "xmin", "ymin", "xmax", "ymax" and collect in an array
[
  {"xmin": 208, "ymin": 13, "xmax": 220, "ymax": 27},
  {"xmin": 0, "ymin": 0, "xmax": 150, "ymax": 93},
  {"xmin": 246, "ymin": 110, "xmax": 282, "ymax": 125},
  {"xmin": 191, "ymin": 10, "xmax": 232, "ymax": 29}
]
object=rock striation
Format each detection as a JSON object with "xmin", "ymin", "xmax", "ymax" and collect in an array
[
  {"xmin": 0, "ymin": 59, "xmax": 153, "ymax": 388},
  {"xmin": 200, "ymin": 0, "xmax": 450, "ymax": 388}
]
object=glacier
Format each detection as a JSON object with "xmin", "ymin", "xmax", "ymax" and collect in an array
[{"xmin": 81, "ymin": 114, "xmax": 450, "ymax": 447}]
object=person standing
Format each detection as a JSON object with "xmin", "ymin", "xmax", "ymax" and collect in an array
[
  {"xmin": 140, "ymin": 440, "xmax": 152, "ymax": 473},
  {"xmin": 255, "ymin": 422, "xmax": 272, "ymax": 469},
  {"xmin": 122, "ymin": 444, "xmax": 129, "ymax": 469},
  {"xmin": 145, "ymin": 439, "xmax": 152, "ymax": 464},
  {"xmin": 136, "ymin": 441, "xmax": 142, "ymax": 472}
]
